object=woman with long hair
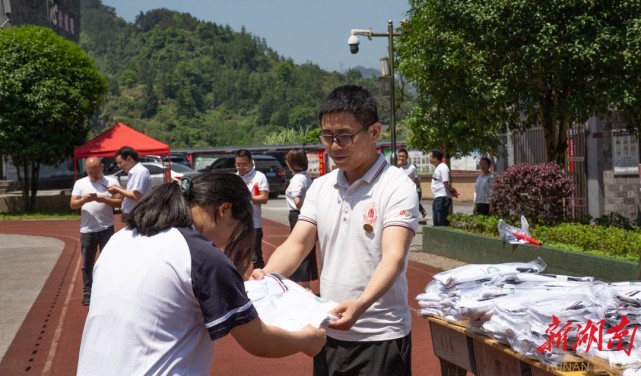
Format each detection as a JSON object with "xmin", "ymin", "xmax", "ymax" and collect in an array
[
  {"xmin": 284, "ymin": 149, "xmax": 319, "ymax": 289},
  {"xmin": 78, "ymin": 172, "xmax": 325, "ymax": 375}
]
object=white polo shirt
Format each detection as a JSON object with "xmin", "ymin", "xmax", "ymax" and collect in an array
[
  {"xmin": 299, "ymin": 153, "xmax": 419, "ymax": 341},
  {"xmin": 238, "ymin": 168, "xmax": 269, "ymax": 229},
  {"xmin": 285, "ymin": 171, "xmax": 312, "ymax": 211},
  {"xmin": 431, "ymin": 162, "xmax": 451, "ymax": 198},
  {"xmin": 77, "ymin": 226, "xmax": 257, "ymax": 375},
  {"xmin": 121, "ymin": 162, "xmax": 152, "ymax": 214},
  {"xmin": 71, "ymin": 175, "xmax": 118, "ymax": 233},
  {"xmin": 474, "ymin": 173, "xmax": 495, "ymax": 204}
]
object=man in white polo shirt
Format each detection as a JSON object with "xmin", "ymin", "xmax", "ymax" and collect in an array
[
  {"xmin": 235, "ymin": 149, "xmax": 270, "ymax": 269},
  {"xmin": 70, "ymin": 157, "xmax": 122, "ymax": 305},
  {"xmin": 429, "ymin": 149, "xmax": 457, "ymax": 226},
  {"xmin": 255, "ymin": 85, "xmax": 419, "ymax": 375},
  {"xmin": 107, "ymin": 146, "xmax": 152, "ymax": 215}
]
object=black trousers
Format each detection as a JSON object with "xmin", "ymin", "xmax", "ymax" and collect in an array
[
  {"xmin": 80, "ymin": 226, "xmax": 114, "ymax": 294},
  {"xmin": 313, "ymin": 333, "xmax": 412, "ymax": 376},
  {"xmin": 252, "ymin": 227, "xmax": 264, "ymax": 266},
  {"xmin": 288, "ymin": 210, "xmax": 318, "ymax": 282},
  {"xmin": 475, "ymin": 203, "xmax": 490, "ymax": 215}
]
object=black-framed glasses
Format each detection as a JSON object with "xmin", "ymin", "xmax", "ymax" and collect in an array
[{"xmin": 318, "ymin": 124, "xmax": 372, "ymax": 147}]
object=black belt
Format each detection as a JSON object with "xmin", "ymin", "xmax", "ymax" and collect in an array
[{"xmin": 289, "ymin": 209, "xmax": 300, "ymax": 213}]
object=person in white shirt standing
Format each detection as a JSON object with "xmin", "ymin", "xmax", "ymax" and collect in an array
[
  {"xmin": 70, "ymin": 157, "xmax": 122, "ymax": 305},
  {"xmin": 254, "ymin": 85, "xmax": 419, "ymax": 375},
  {"xmin": 235, "ymin": 149, "xmax": 269, "ymax": 269},
  {"xmin": 429, "ymin": 149, "xmax": 457, "ymax": 226},
  {"xmin": 474, "ymin": 157, "xmax": 495, "ymax": 215},
  {"xmin": 107, "ymin": 146, "xmax": 152, "ymax": 215},
  {"xmin": 397, "ymin": 148, "xmax": 427, "ymax": 218},
  {"xmin": 284, "ymin": 148, "xmax": 318, "ymax": 289}
]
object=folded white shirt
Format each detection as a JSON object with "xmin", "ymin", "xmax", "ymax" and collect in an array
[{"xmin": 245, "ymin": 273, "xmax": 338, "ymax": 331}]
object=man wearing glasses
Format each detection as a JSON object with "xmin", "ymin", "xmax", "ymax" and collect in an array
[
  {"xmin": 108, "ymin": 146, "xmax": 152, "ymax": 215},
  {"xmin": 235, "ymin": 149, "xmax": 270, "ymax": 269},
  {"xmin": 254, "ymin": 85, "xmax": 419, "ymax": 375}
]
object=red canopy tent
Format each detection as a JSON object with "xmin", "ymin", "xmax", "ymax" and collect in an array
[{"xmin": 73, "ymin": 122, "xmax": 170, "ymax": 180}]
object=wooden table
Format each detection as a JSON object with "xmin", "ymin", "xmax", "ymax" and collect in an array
[{"xmin": 424, "ymin": 315, "xmax": 597, "ymax": 376}]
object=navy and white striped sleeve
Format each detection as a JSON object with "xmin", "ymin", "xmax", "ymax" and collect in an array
[{"xmin": 177, "ymin": 228, "xmax": 258, "ymax": 341}]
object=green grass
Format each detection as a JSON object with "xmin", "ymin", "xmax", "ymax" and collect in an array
[{"xmin": 0, "ymin": 209, "xmax": 80, "ymax": 220}]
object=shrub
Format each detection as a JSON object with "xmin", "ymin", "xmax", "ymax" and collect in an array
[
  {"xmin": 449, "ymin": 214, "xmax": 641, "ymax": 262},
  {"xmin": 490, "ymin": 162, "xmax": 574, "ymax": 224},
  {"xmin": 532, "ymin": 223, "xmax": 641, "ymax": 262},
  {"xmin": 594, "ymin": 212, "xmax": 634, "ymax": 230},
  {"xmin": 448, "ymin": 213, "xmax": 501, "ymax": 237}
]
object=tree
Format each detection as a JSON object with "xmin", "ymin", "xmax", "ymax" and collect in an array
[
  {"xmin": 0, "ymin": 26, "xmax": 108, "ymax": 211},
  {"xmin": 397, "ymin": 0, "xmax": 641, "ymax": 164}
]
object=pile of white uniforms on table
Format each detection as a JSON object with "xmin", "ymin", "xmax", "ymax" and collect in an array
[
  {"xmin": 244, "ymin": 273, "xmax": 338, "ymax": 331},
  {"xmin": 417, "ymin": 258, "xmax": 641, "ymax": 374}
]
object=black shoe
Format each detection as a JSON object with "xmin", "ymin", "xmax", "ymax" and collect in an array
[
  {"xmin": 82, "ymin": 294, "xmax": 90, "ymax": 306},
  {"xmin": 420, "ymin": 210, "xmax": 427, "ymax": 218}
]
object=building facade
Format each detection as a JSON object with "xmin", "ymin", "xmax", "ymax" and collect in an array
[{"xmin": 0, "ymin": 0, "xmax": 80, "ymax": 42}]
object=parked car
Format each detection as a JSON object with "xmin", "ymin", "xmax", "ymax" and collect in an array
[
  {"xmin": 138, "ymin": 155, "xmax": 163, "ymax": 164},
  {"xmin": 260, "ymin": 151, "xmax": 293, "ymax": 191},
  {"xmin": 107, "ymin": 162, "xmax": 200, "ymax": 188},
  {"xmin": 203, "ymin": 155, "xmax": 286, "ymax": 198},
  {"xmin": 163, "ymin": 152, "xmax": 192, "ymax": 169}
]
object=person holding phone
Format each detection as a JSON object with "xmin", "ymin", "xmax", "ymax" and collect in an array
[{"xmin": 70, "ymin": 157, "xmax": 122, "ymax": 305}]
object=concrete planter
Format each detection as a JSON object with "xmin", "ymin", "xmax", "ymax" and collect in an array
[{"xmin": 422, "ymin": 226, "xmax": 638, "ymax": 281}]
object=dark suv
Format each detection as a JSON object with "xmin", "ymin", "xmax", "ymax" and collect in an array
[
  {"xmin": 163, "ymin": 153, "xmax": 192, "ymax": 169},
  {"xmin": 204, "ymin": 155, "xmax": 286, "ymax": 198}
]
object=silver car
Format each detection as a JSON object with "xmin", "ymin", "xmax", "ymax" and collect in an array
[{"xmin": 108, "ymin": 162, "xmax": 200, "ymax": 187}]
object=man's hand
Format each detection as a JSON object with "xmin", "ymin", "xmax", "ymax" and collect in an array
[
  {"xmin": 84, "ymin": 193, "xmax": 98, "ymax": 202},
  {"xmin": 328, "ymin": 299, "xmax": 365, "ymax": 331},
  {"xmin": 106, "ymin": 185, "xmax": 121, "ymax": 195}
]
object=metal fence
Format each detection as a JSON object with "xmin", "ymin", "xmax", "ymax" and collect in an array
[{"xmin": 510, "ymin": 125, "xmax": 588, "ymax": 219}]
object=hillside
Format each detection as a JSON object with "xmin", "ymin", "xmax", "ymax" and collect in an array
[{"xmin": 80, "ymin": 0, "xmax": 411, "ymax": 147}]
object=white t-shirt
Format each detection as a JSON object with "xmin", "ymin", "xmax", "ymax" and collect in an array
[
  {"xmin": 398, "ymin": 163, "xmax": 418, "ymax": 181},
  {"xmin": 77, "ymin": 227, "xmax": 257, "ymax": 376},
  {"xmin": 474, "ymin": 173, "xmax": 495, "ymax": 204},
  {"xmin": 121, "ymin": 162, "xmax": 152, "ymax": 214},
  {"xmin": 299, "ymin": 153, "xmax": 419, "ymax": 341},
  {"xmin": 71, "ymin": 175, "xmax": 118, "ymax": 233},
  {"xmin": 238, "ymin": 168, "xmax": 269, "ymax": 229},
  {"xmin": 285, "ymin": 171, "xmax": 312, "ymax": 211},
  {"xmin": 431, "ymin": 162, "xmax": 451, "ymax": 198}
]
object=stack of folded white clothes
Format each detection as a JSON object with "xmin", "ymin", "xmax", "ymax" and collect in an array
[
  {"xmin": 575, "ymin": 282, "xmax": 641, "ymax": 368},
  {"xmin": 417, "ymin": 258, "xmax": 548, "ymax": 325},
  {"xmin": 244, "ymin": 273, "xmax": 338, "ymax": 331},
  {"xmin": 417, "ymin": 259, "xmax": 641, "ymax": 369}
]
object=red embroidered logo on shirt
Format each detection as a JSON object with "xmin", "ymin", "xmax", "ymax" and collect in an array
[
  {"xmin": 399, "ymin": 209, "xmax": 415, "ymax": 219},
  {"xmin": 362, "ymin": 202, "xmax": 378, "ymax": 225}
]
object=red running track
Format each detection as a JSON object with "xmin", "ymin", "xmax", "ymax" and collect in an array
[{"xmin": 0, "ymin": 217, "xmax": 453, "ymax": 375}]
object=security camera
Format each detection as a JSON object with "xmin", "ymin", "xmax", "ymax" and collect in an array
[{"xmin": 348, "ymin": 35, "xmax": 359, "ymax": 54}]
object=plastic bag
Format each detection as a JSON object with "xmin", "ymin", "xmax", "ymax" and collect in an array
[{"xmin": 498, "ymin": 216, "xmax": 542, "ymax": 246}]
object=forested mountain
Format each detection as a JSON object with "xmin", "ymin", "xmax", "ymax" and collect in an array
[{"xmin": 80, "ymin": 0, "xmax": 411, "ymax": 147}]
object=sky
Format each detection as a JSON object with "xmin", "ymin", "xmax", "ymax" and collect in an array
[{"xmin": 99, "ymin": 0, "xmax": 410, "ymax": 72}]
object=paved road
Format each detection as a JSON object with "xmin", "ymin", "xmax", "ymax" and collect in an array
[{"xmin": 0, "ymin": 196, "xmax": 475, "ymax": 375}]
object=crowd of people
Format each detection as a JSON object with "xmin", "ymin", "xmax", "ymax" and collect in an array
[{"xmin": 71, "ymin": 84, "xmax": 494, "ymax": 375}]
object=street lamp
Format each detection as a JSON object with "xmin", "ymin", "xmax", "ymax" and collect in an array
[{"xmin": 348, "ymin": 20, "xmax": 402, "ymax": 165}]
